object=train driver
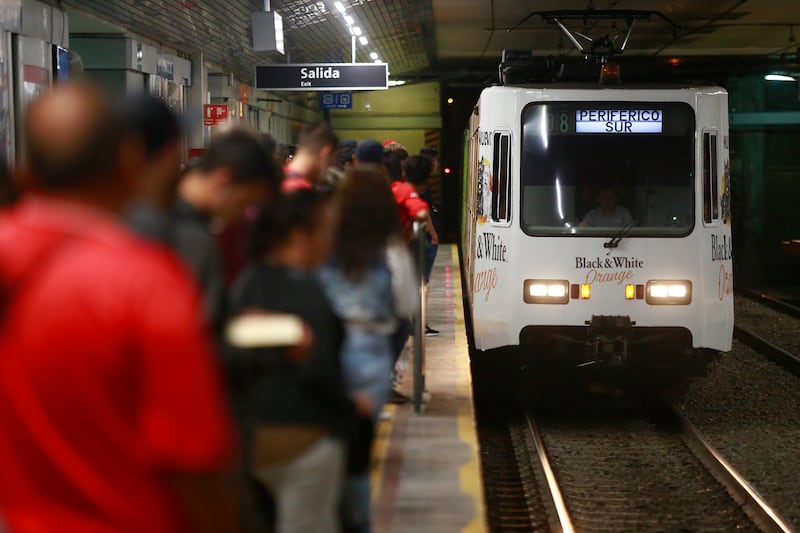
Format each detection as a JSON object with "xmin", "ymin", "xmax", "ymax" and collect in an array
[{"xmin": 579, "ymin": 187, "xmax": 633, "ymax": 227}]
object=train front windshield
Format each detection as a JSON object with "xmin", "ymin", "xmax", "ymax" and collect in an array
[{"xmin": 520, "ymin": 102, "xmax": 695, "ymax": 236}]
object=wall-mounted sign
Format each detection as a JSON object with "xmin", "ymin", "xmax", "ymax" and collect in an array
[
  {"xmin": 203, "ymin": 104, "xmax": 228, "ymax": 126},
  {"xmin": 255, "ymin": 63, "xmax": 388, "ymax": 91},
  {"xmin": 157, "ymin": 52, "xmax": 174, "ymax": 80},
  {"xmin": 320, "ymin": 92, "xmax": 352, "ymax": 110}
]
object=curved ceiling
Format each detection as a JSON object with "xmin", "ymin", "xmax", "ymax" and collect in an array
[{"xmin": 63, "ymin": 0, "xmax": 800, "ymax": 85}]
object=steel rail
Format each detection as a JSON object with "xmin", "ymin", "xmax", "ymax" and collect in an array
[
  {"xmin": 735, "ymin": 285, "xmax": 800, "ymax": 319},
  {"xmin": 524, "ymin": 414, "xmax": 575, "ymax": 533},
  {"xmin": 733, "ymin": 286, "xmax": 800, "ymax": 375},
  {"xmin": 733, "ymin": 325, "xmax": 800, "ymax": 376},
  {"xmin": 676, "ymin": 408, "xmax": 793, "ymax": 533}
]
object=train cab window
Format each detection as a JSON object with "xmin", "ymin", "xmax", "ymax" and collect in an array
[
  {"xmin": 703, "ymin": 131, "xmax": 719, "ymax": 223},
  {"xmin": 491, "ymin": 132, "xmax": 511, "ymax": 223},
  {"xmin": 520, "ymin": 102, "xmax": 695, "ymax": 237}
]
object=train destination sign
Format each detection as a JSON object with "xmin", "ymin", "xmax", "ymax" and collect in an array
[
  {"xmin": 575, "ymin": 108, "xmax": 663, "ymax": 134},
  {"xmin": 255, "ymin": 63, "xmax": 388, "ymax": 91}
]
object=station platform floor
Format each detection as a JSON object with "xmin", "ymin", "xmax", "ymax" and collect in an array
[
  {"xmin": 370, "ymin": 244, "xmax": 487, "ymax": 533},
  {"xmin": 782, "ymin": 239, "xmax": 800, "ymax": 257}
]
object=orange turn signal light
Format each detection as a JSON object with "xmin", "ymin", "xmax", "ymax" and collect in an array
[
  {"xmin": 580, "ymin": 284, "xmax": 591, "ymax": 299},
  {"xmin": 625, "ymin": 284, "xmax": 635, "ymax": 300}
]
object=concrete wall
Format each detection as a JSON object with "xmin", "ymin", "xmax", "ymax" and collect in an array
[
  {"xmin": 329, "ymin": 81, "xmax": 441, "ymax": 155},
  {"xmin": 728, "ymin": 74, "xmax": 800, "ymax": 284}
]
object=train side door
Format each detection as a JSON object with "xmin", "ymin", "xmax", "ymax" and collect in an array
[
  {"xmin": 472, "ymin": 128, "xmax": 512, "ymax": 314},
  {"xmin": 700, "ymin": 116, "xmax": 734, "ymax": 346}
]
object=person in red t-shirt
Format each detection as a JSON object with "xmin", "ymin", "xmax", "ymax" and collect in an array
[
  {"xmin": 0, "ymin": 84, "xmax": 241, "ymax": 533},
  {"xmin": 390, "ymin": 154, "xmax": 439, "ymax": 245},
  {"xmin": 388, "ymin": 155, "xmax": 440, "ymax": 401}
]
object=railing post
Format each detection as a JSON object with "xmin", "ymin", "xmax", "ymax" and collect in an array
[{"xmin": 412, "ymin": 221, "xmax": 426, "ymax": 414}]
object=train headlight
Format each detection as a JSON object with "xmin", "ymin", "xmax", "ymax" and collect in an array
[
  {"xmin": 646, "ymin": 280, "xmax": 692, "ymax": 305},
  {"xmin": 524, "ymin": 279, "xmax": 569, "ymax": 304}
]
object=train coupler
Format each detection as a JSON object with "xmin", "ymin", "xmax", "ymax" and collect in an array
[{"xmin": 588, "ymin": 315, "xmax": 634, "ymax": 366}]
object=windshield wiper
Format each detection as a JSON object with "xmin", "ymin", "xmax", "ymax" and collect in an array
[{"xmin": 604, "ymin": 218, "xmax": 637, "ymax": 249}]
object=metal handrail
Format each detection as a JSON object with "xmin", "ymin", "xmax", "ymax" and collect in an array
[{"xmin": 411, "ymin": 221, "xmax": 427, "ymax": 414}]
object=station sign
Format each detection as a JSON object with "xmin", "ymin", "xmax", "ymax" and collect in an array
[
  {"xmin": 320, "ymin": 92, "xmax": 353, "ymax": 110},
  {"xmin": 255, "ymin": 63, "xmax": 388, "ymax": 91}
]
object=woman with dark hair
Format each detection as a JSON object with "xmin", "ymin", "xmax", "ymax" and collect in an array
[
  {"xmin": 317, "ymin": 168, "xmax": 416, "ymax": 533},
  {"xmin": 227, "ymin": 188, "xmax": 354, "ymax": 533}
]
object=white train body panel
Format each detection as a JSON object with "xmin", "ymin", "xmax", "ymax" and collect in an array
[{"xmin": 463, "ymin": 85, "xmax": 733, "ymax": 369}]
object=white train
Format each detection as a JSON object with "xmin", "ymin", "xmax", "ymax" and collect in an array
[{"xmin": 462, "ymin": 68, "xmax": 734, "ymax": 381}]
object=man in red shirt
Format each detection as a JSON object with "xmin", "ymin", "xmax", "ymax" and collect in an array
[
  {"xmin": 388, "ymin": 155, "xmax": 440, "ymax": 399},
  {"xmin": 0, "ymin": 84, "xmax": 240, "ymax": 533},
  {"xmin": 391, "ymin": 154, "xmax": 438, "ymax": 244},
  {"xmin": 281, "ymin": 121, "xmax": 338, "ymax": 192}
]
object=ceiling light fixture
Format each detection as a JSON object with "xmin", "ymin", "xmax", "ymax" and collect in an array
[
  {"xmin": 764, "ymin": 73, "xmax": 797, "ymax": 82},
  {"xmin": 370, "ymin": 52, "xmax": 379, "ymax": 60},
  {"xmin": 359, "ymin": 36, "xmax": 368, "ymax": 45},
  {"xmin": 344, "ymin": 15, "xmax": 354, "ymax": 25},
  {"xmin": 251, "ymin": 1, "xmax": 284, "ymax": 55},
  {"xmin": 334, "ymin": 1, "xmax": 345, "ymax": 13},
  {"xmin": 388, "ymin": 80, "xmax": 406, "ymax": 86}
]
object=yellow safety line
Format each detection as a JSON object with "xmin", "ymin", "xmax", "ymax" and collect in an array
[
  {"xmin": 450, "ymin": 244, "xmax": 489, "ymax": 533},
  {"xmin": 371, "ymin": 403, "xmax": 396, "ymax": 502},
  {"xmin": 368, "ymin": 245, "xmax": 487, "ymax": 531}
]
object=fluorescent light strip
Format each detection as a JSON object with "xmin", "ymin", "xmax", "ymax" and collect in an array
[{"xmin": 332, "ymin": 3, "xmax": 380, "ymax": 65}]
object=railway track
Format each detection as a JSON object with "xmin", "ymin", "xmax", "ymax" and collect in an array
[
  {"xmin": 474, "ymin": 357, "xmax": 551, "ymax": 532},
  {"xmin": 735, "ymin": 285, "xmax": 800, "ymax": 319},
  {"xmin": 672, "ymin": 285, "xmax": 800, "ymax": 531},
  {"xmin": 735, "ymin": 286, "xmax": 800, "ymax": 375},
  {"xmin": 522, "ymin": 405, "xmax": 792, "ymax": 532},
  {"xmin": 477, "ymin": 357, "xmax": 800, "ymax": 531},
  {"xmin": 475, "ymin": 287, "xmax": 800, "ymax": 531}
]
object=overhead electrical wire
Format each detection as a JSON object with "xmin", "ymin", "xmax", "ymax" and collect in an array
[{"xmin": 479, "ymin": 0, "xmax": 495, "ymax": 60}]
